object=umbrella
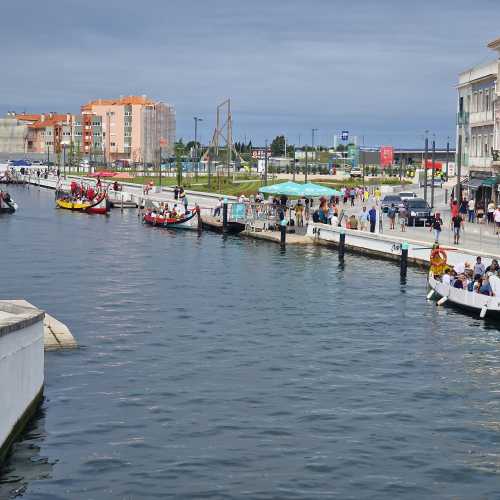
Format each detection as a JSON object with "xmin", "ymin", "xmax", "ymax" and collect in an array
[
  {"xmin": 300, "ymin": 183, "xmax": 341, "ymax": 197},
  {"xmin": 259, "ymin": 181, "xmax": 304, "ymax": 196}
]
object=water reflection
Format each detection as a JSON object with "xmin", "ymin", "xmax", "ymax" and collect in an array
[{"xmin": 0, "ymin": 404, "xmax": 53, "ymax": 499}]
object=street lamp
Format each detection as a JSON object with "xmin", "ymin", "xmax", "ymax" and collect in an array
[
  {"xmin": 194, "ymin": 117, "xmax": 203, "ymax": 180},
  {"xmin": 312, "ymin": 128, "xmax": 318, "ymax": 174}
]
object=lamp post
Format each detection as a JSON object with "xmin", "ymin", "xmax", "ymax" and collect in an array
[
  {"xmin": 311, "ymin": 128, "xmax": 318, "ymax": 174},
  {"xmin": 431, "ymin": 136, "xmax": 436, "ymax": 208},
  {"xmin": 193, "ymin": 117, "xmax": 203, "ymax": 180},
  {"xmin": 423, "ymin": 130, "xmax": 429, "ymax": 203},
  {"xmin": 264, "ymin": 139, "xmax": 268, "ymax": 185}
]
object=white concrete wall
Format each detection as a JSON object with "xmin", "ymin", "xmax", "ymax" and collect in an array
[
  {"xmin": 0, "ymin": 321, "xmax": 44, "ymax": 449},
  {"xmin": 307, "ymin": 223, "xmax": 497, "ymax": 268}
]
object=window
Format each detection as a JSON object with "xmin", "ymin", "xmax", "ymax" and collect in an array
[
  {"xmin": 478, "ymin": 135, "xmax": 483, "ymax": 157},
  {"xmin": 472, "ymin": 135, "xmax": 477, "ymax": 156},
  {"xmin": 110, "ymin": 142, "xmax": 116, "ymax": 147}
]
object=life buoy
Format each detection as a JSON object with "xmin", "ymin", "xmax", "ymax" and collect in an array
[{"xmin": 430, "ymin": 247, "xmax": 447, "ymax": 275}]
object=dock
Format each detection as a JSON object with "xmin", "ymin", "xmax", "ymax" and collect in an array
[{"xmin": 0, "ymin": 300, "xmax": 77, "ymax": 351}]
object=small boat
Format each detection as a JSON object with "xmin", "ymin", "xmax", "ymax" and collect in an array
[
  {"xmin": 0, "ymin": 192, "xmax": 18, "ymax": 213},
  {"xmin": 56, "ymin": 192, "xmax": 110, "ymax": 215},
  {"xmin": 428, "ymin": 273, "xmax": 500, "ymax": 319},
  {"xmin": 143, "ymin": 209, "xmax": 198, "ymax": 229}
]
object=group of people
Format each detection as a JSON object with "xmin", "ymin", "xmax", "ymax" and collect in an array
[
  {"xmin": 440, "ymin": 256, "xmax": 499, "ymax": 296},
  {"xmin": 146, "ymin": 201, "xmax": 189, "ymax": 220},
  {"xmin": 66, "ymin": 180, "xmax": 102, "ymax": 202},
  {"xmin": 457, "ymin": 198, "xmax": 500, "ymax": 234}
]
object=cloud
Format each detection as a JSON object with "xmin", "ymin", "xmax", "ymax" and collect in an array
[{"xmin": 0, "ymin": 0, "xmax": 498, "ymax": 146}]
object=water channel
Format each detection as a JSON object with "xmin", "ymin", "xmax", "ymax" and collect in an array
[{"xmin": 1, "ymin": 185, "xmax": 500, "ymax": 499}]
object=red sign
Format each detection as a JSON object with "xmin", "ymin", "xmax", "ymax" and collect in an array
[
  {"xmin": 159, "ymin": 137, "xmax": 167, "ymax": 146},
  {"xmin": 424, "ymin": 159, "xmax": 442, "ymax": 171},
  {"xmin": 380, "ymin": 146, "xmax": 394, "ymax": 167}
]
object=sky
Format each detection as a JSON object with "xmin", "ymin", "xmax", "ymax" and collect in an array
[{"xmin": 1, "ymin": 0, "xmax": 499, "ymax": 148}]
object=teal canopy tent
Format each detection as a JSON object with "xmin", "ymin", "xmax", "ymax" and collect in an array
[
  {"xmin": 259, "ymin": 181, "xmax": 341, "ymax": 197},
  {"xmin": 259, "ymin": 181, "xmax": 304, "ymax": 196}
]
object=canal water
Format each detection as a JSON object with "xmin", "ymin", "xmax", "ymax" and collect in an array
[{"xmin": 2, "ymin": 185, "xmax": 500, "ymax": 499}]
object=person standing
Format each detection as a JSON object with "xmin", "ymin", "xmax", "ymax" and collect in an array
[
  {"xmin": 452, "ymin": 213, "xmax": 462, "ymax": 244},
  {"xmin": 487, "ymin": 200, "xmax": 495, "ymax": 224},
  {"xmin": 183, "ymin": 194, "xmax": 189, "ymax": 214},
  {"xmin": 399, "ymin": 204, "xmax": 407, "ymax": 232},
  {"xmin": 387, "ymin": 203, "xmax": 396, "ymax": 230},
  {"xmin": 174, "ymin": 186, "xmax": 179, "ymax": 200},
  {"xmin": 494, "ymin": 206, "xmax": 500, "ymax": 235},
  {"xmin": 374, "ymin": 187, "xmax": 381, "ymax": 205},
  {"xmin": 468, "ymin": 198, "xmax": 475, "ymax": 223},
  {"xmin": 359, "ymin": 206, "xmax": 369, "ymax": 231},
  {"xmin": 431, "ymin": 212, "xmax": 443, "ymax": 243},
  {"xmin": 368, "ymin": 206, "xmax": 377, "ymax": 233},
  {"xmin": 350, "ymin": 188, "xmax": 355, "ymax": 207}
]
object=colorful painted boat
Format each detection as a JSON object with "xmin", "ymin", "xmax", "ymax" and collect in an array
[
  {"xmin": 56, "ymin": 192, "xmax": 109, "ymax": 215},
  {"xmin": 143, "ymin": 209, "xmax": 198, "ymax": 229}
]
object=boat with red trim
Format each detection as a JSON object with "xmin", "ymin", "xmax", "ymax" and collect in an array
[
  {"xmin": 143, "ymin": 208, "xmax": 198, "ymax": 229},
  {"xmin": 55, "ymin": 191, "xmax": 110, "ymax": 214}
]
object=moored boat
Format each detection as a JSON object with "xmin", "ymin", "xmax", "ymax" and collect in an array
[
  {"xmin": 0, "ymin": 191, "xmax": 18, "ymax": 213},
  {"xmin": 143, "ymin": 209, "xmax": 198, "ymax": 229},
  {"xmin": 428, "ymin": 273, "xmax": 500, "ymax": 319},
  {"xmin": 56, "ymin": 192, "xmax": 110, "ymax": 215}
]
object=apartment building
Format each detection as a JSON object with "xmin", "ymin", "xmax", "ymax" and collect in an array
[
  {"xmin": 457, "ymin": 37, "xmax": 500, "ymax": 201},
  {"xmin": 81, "ymin": 95, "xmax": 175, "ymax": 164}
]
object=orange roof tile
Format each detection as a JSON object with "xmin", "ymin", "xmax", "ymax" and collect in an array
[
  {"xmin": 29, "ymin": 114, "xmax": 71, "ymax": 129},
  {"xmin": 83, "ymin": 95, "xmax": 154, "ymax": 109},
  {"xmin": 16, "ymin": 114, "xmax": 42, "ymax": 122}
]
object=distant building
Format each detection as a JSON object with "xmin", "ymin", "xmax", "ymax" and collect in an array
[
  {"xmin": 81, "ymin": 95, "xmax": 176, "ymax": 164},
  {"xmin": 0, "ymin": 112, "xmax": 30, "ymax": 154},
  {"xmin": 457, "ymin": 37, "xmax": 500, "ymax": 201}
]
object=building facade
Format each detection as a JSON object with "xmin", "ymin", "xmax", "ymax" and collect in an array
[
  {"xmin": 82, "ymin": 96, "xmax": 175, "ymax": 164},
  {"xmin": 457, "ymin": 37, "xmax": 500, "ymax": 201}
]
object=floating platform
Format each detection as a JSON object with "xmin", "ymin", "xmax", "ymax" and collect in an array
[
  {"xmin": 0, "ymin": 300, "xmax": 77, "ymax": 351},
  {"xmin": 241, "ymin": 229, "xmax": 312, "ymax": 245},
  {"xmin": 201, "ymin": 215, "xmax": 245, "ymax": 234}
]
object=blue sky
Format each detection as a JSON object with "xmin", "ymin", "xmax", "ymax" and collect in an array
[{"xmin": 1, "ymin": 0, "xmax": 498, "ymax": 147}]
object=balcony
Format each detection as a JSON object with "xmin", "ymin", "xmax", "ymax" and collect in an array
[
  {"xmin": 457, "ymin": 111, "xmax": 469, "ymax": 126},
  {"xmin": 469, "ymin": 110, "xmax": 494, "ymax": 126}
]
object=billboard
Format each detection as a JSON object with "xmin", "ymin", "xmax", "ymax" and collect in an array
[
  {"xmin": 380, "ymin": 146, "xmax": 394, "ymax": 167},
  {"xmin": 341, "ymin": 130, "xmax": 349, "ymax": 141},
  {"xmin": 348, "ymin": 144, "xmax": 360, "ymax": 168},
  {"xmin": 424, "ymin": 159, "xmax": 443, "ymax": 171}
]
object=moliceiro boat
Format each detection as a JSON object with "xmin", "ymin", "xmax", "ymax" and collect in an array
[
  {"xmin": 428, "ymin": 273, "xmax": 500, "ymax": 319},
  {"xmin": 56, "ymin": 192, "xmax": 110, "ymax": 215},
  {"xmin": 0, "ymin": 191, "xmax": 18, "ymax": 213},
  {"xmin": 143, "ymin": 208, "xmax": 198, "ymax": 229}
]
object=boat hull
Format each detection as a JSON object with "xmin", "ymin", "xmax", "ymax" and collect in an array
[
  {"xmin": 143, "ymin": 210, "xmax": 197, "ymax": 229},
  {"xmin": 56, "ymin": 193, "xmax": 109, "ymax": 214},
  {"xmin": 428, "ymin": 274, "xmax": 500, "ymax": 318}
]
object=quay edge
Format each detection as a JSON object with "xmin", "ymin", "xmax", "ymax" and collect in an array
[{"xmin": 0, "ymin": 302, "xmax": 45, "ymax": 468}]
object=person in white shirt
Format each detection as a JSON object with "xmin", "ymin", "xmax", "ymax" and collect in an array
[
  {"xmin": 467, "ymin": 198, "xmax": 475, "ymax": 223},
  {"xmin": 487, "ymin": 200, "xmax": 495, "ymax": 224},
  {"xmin": 442, "ymin": 268, "xmax": 452, "ymax": 285},
  {"xmin": 494, "ymin": 207, "xmax": 500, "ymax": 235}
]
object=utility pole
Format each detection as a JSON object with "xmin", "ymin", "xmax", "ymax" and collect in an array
[
  {"xmin": 423, "ymin": 131, "xmax": 429, "ymax": 203},
  {"xmin": 456, "ymin": 134, "xmax": 462, "ymax": 203},
  {"xmin": 446, "ymin": 137, "xmax": 450, "ymax": 180},
  {"xmin": 264, "ymin": 140, "xmax": 268, "ymax": 185},
  {"xmin": 312, "ymin": 128, "xmax": 318, "ymax": 174},
  {"xmin": 431, "ymin": 137, "xmax": 436, "ymax": 208},
  {"xmin": 193, "ymin": 117, "xmax": 203, "ymax": 181},
  {"xmin": 305, "ymin": 145, "xmax": 308, "ymax": 183}
]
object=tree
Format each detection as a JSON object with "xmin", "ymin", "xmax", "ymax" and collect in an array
[
  {"xmin": 336, "ymin": 144, "xmax": 346, "ymax": 152},
  {"xmin": 270, "ymin": 135, "xmax": 285, "ymax": 157},
  {"xmin": 175, "ymin": 144, "xmax": 183, "ymax": 185}
]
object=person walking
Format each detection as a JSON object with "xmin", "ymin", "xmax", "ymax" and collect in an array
[
  {"xmin": 350, "ymin": 188, "xmax": 355, "ymax": 207},
  {"xmin": 494, "ymin": 206, "xmax": 500, "ymax": 235},
  {"xmin": 399, "ymin": 204, "xmax": 407, "ymax": 232},
  {"xmin": 452, "ymin": 213, "xmax": 462, "ymax": 244},
  {"xmin": 368, "ymin": 206, "xmax": 377, "ymax": 233},
  {"xmin": 183, "ymin": 194, "xmax": 189, "ymax": 214},
  {"xmin": 174, "ymin": 186, "xmax": 179, "ymax": 200},
  {"xmin": 431, "ymin": 212, "xmax": 443, "ymax": 243},
  {"xmin": 387, "ymin": 203, "xmax": 396, "ymax": 230},
  {"xmin": 468, "ymin": 198, "xmax": 475, "ymax": 223}
]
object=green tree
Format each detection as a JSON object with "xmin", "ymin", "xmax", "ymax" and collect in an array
[
  {"xmin": 175, "ymin": 145, "xmax": 183, "ymax": 185},
  {"xmin": 270, "ymin": 135, "xmax": 286, "ymax": 157}
]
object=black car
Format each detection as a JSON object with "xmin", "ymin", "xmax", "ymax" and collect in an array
[
  {"xmin": 381, "ymin": 195, "xmax": 402, "ymax": 213},
  {"xmin": 404, "ymin": 198, "xmax": 432, "ymax": 226}
]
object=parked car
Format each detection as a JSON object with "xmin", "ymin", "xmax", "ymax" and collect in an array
[
  {"xmin": 350, "ymin": 167, "xmax": 362, "ymax": 178},
  {"xmin": 381, "ymin": 195, "xmax": 402, "ymax": 213},
  {"xmin": 419, "ymin": 178, "xmax": 443, "ymax": 188},
  {"xmin": 399, "ymin": 191, "xmax": 417, "ymax": 200},
  {"xmin": 405, "ymin": 198, "xmax": 433, "ymax": 226}
]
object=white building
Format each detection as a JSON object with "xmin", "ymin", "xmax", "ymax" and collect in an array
[{"xmin": 457, "ymin": 37, "xmax": 500, "ymax": 201}]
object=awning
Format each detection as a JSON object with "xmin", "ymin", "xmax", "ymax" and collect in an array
[
  {"xmin": 481, "ymin": 177, "xmax": 497, "ymax": 187},
  {"xmin": 468, "ymin": 178, "xmax": 483, "ymax": 189}
]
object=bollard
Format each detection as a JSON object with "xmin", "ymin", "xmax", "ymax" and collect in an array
[
  {"xmin": 339, "ymin": 229, "xmax": 345, "ymax": 260},
  {"xmin": 400, "ymin": 241, "xmax": 408, "ymax": 277},
  {"xmin": 280, "ymin": 218, "xmax": 287, "ymax": 249},
  {"xmin": 222, "ymin": 196, "xmax": 228, "ymax": 233},
  {"xmin": 196, "ymin": 205, "xmax": 202, "ymax": 233}
]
